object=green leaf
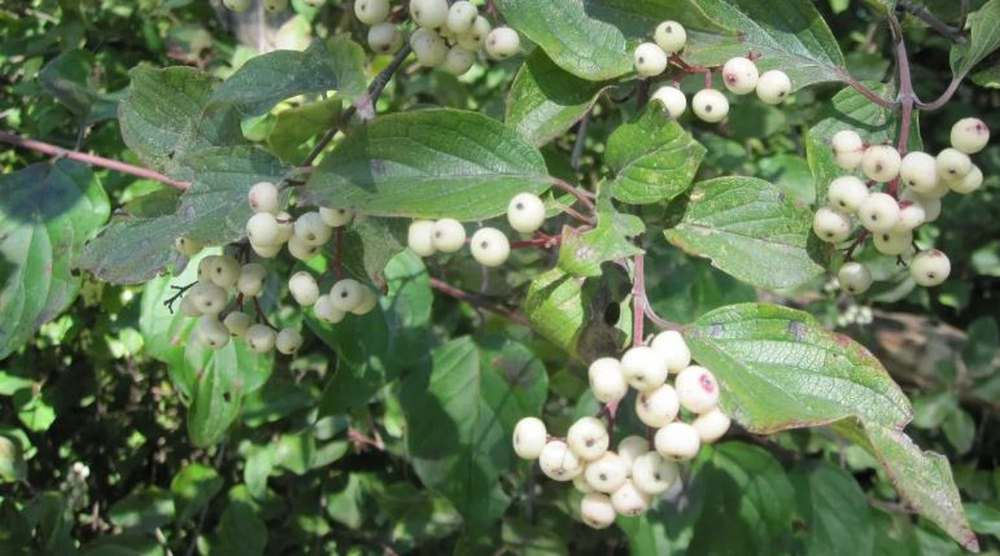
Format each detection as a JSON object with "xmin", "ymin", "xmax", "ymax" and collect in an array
[
  {"xmin": 339, "ymin": 216, "xmax": 408, "ymax": 283},
  {"xmin": 303, "ymin": 109, "xmax": 551, "ymax": 220},
  {"xmin": 557, "ymin": 199, "xmax": 644, "ymax": 277},
  {"xmin": 24, "ymin": 492, "xmax": 75, "ymax": 554},
  {"xmin": 477, "ymin": 337, "xmax": 549, "ymax": 432},
  {"xmin": 495, "ymin": 0, "xmax": 845, "ymax": 87},
  {"xmin": 950, "ymin": 0, "xmax": 1000, "ymax": 78},
  {"xmin": 398, "ymin": 337, "xmax": 511, "ymax": 531},
  {"xmin": 170, "ymin": 463, "xmax": 223, "ymax": 523},
  {"xmin": 267, "ymin": 96, "xmax": 343, "ymax": 164},
  {"xmin": 664, "ymin": 177, "xmax": 827, "ymax": 291},
  {"xmin": 966, "ymin": 502, "xmax": 1000, "ymax": 540},
  {"xmin": 109, "ymin": 487, "xmax": 176, "ymax": 532},
  {"xmin": 505, "ymin": 49, "xmax": 609, "ymax": 147},
  {"xmin": 208, "ymin": 37, "xmax": 365, "ymax": 119},
  {"xmin": 215, "ymin": 499, "xmax": 266, "ymax": 556},
  {"xmin": 606, "ymin": 105, "xmax": 706, "ymax": 205},
  {"xmin": 325, "ymin": 474, "xmax": 365, "ymax": 529},
  {"xmin": 1, "ymin": 160, "xmax": 110, "ymax": 358},
  {"xmin": 685, "ymin": 303, "xmax": 912, "ymax": 432},
  {"xmin": 971, "ymin": 63, "xmax": 1000, "ymax": 89},
  {"xmin": 645, "ymin": 246, "xmax": 757, "ymax": 323},
  {"xmin": 186, "ymin": 338, "xmax": 264, "ymax": 448},
  {"xmin": 39, "ymin": 48, "xmax": 98, "ymax": 117},
  {"xmin": 790, "ymin": 461, "xmax": 875, "ymax": 556},
  {"xmin": 77, "ymin": 212, "xmax": 186, "ymax": 286}
]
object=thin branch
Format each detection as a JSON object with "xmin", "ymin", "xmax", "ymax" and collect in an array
[
  {"xmin": 834, "ymin": 71, "xmax": 896, "ymax": 108},
  {"xmin": 549, "ymin": 177, "xmax": 596, "ymax": 214},
  {"xmin": 570, "ymin": 110, "xmax": 590, "ymax": 171},
  {"xmin": 429, "ymin": 277, "xmax": 529, "ymax": 325},
  {"xmin": 632, "ymin": 254, "xmax": 646, "ymax": 347},
  {"xmin": 898, "ymin": 0, "xmax": 966, "ymax": 43},
  {"xmin": 0, "ymin": 130, "xmax": 191, "ymax": 190},
  {"xmin": 164, "ymin": 281, "xmax": 199, "ymax": 313},
  {"xmin": 914, "ymin": 76, "xmax": 963, "ymax": 111}
]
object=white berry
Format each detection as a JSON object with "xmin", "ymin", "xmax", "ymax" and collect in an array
[
  {"xmin": 539, "ymin": 440, "xmax": 583, "ymax": 481},
  {"xmin": 812, "ymin": 207, "xmax": 852, "ymax": 243},
  {"xmin": 457, "ymin": 16, "xmax": 491, "ymax": 50},
  {"xmin": 936, "ymin": 148, "xmax": 972, "ymax": 182},
  {"xmin": 574, "ymin": 473, "xmax": 596, "ymax": 494},
  {"xmin": 248, "ymin": 181, "xmax": 279, "ymax": 214},
  {"xmin": 470, "ymin": 227, "xmax": 510, "ymax": 267},
  {"xmin": 350, "ymin": 286, "xmax": 379, "ymax": 316},
  {"xmin": 861, "ymin": 145, "xmax": 901, "ymax": 183},
  {"xmin": 899, "ymin": 151, "xmax": 939, "ymax": 194},
  {"xmin": 910, "ymin": 249, "xmax": 951, "ymax": 287},
  {"xmin": 446, "ymin": 1, "xmax": 478, "ymax": 34},
  {"xmin": 894, "ymin": 201, "xmax": 927, "ymax": 231},
  {"xmin": 832, "ymin": 130, "xmax": 865, "ymax": 170},
  {"xmin": 654, "ymin": 422, "xmax": 701, "ymax": 461},
  {"xmin": 631, "ymin": 452, "xmax": 679, "ymax": 495},
  {"xmin": 275, "ymin": 212, "xmax": 294, "ymax": 243},
  {"xmin": 246, "ymin": 324, "xmax": 276, "ymax": 353},
  {"xmin": 174, "ymin": 237, "xmax": 203, "ymax": 257},
  {"xmin": 294, "ymin": 212, "xmax": 333, "ymax": 246},
  {"xmin": 950, "ymin": 117, "xmax": 990, "ymax": 154},
  {"xmin": 264, "ymin": 0, "xmax": 288, "ymax": 11},
  {"xmin": 838, "ymin": 262, "xmax": 873, "ymax": 295},
  {"xmin": 485, "ymin": 27, "xmax": 520, "ymax": 60},
  {"xmin": 251, "ymin": 241, "xmax": 281, "ymax": 259},
  {"xmin": 949, "ymin": 164, "xmax": 983, "ymax": 195},
  {"xmin": 368, "ymin": 23, "xmax": 403, "ymax": 54},
  {"xmin": 691, "ymin": 88, "xmax": 729, "ymax": 123},
  {"xmin": 654, "ymin": 20, "xmax": 686, "ymax": 54},
  {"xmin": 513, "ymin": 417, "xmax": 547, "ymax": 460},
  {"xmin": 410, "ymin": 28, "xmax": 448, "ymax": 67},
  {"xmin": 507, "ymin": 192, "xmax": 546, "ymax": 234},
  {"xmin": 319, "ymin": 207, "xmax": 352, "ymax": 228},
  {"xmin": 410, "ymin": 0, "xmax": 449, "ymax": 29},
  {"xmin": 722, "ymin": 57, "xmax": 759, "ymax": 95},
  {"xmin": 692, "ymin": 408, "xmax": 732, "ymax": 444},
  {"xmin": 428, "ymin": 218, "xmax": 466, "ymax": 253},
  {"xmin": 873, "ymin": 228, "xmax": 913, "ymax": 256},
  {"xmin": 567, "ymin": 417, "xmax": 610, "ymax": 461},
  {"xmin": 407, "ymin": 220, "xmax": 437, "ymax": 257},
  {"xmin": 289, "ymin": 271, "xmax": 320, "ymax": 307},
  {"xmin": 313, "ymin": 294, "xmax": 346, "ymax": 324},
  {"xmin": 276, "ymin": 328, "xmax": 304, "ymax": 355},
  {"xmin": 610, "ymin": 480, "xmax": 650, "ymax": 517},
  {"xmin": 584, "ymin": 452, "xmax": 629, "ymax": 494},
  {"xmin": 179, "ymin": 295, "xmax": 201, "ymax": 317},
  {"xmin": 617, "ymin": 436, "xmax": 650, "ymax": 472},
  {"xmin": 330, "ymin": 279, "xmax": 365, "ymax": 312},
  {"xmin": 634, "ymin": 42, "xmax": 667, "ymax": 77},
  {"xmin": 223, "ymin": 312, "xmax": 253, "ymax": 337},
  {"xmin": 675, "ymin": 365, "xmax": 720, "ymax": 414},
  {"xmin": 197, "ymin": 316, "xmax": 230, "ymax": 349},
  {"xmin": 580, "ymin": 493, "xmax": 616, "ymax": 530},
  {"xmin": 354, "ymin": 0, "xmax": 389, "ymax": 24},
  {"xmin": 187, "ymin": 282, "xmax": 227, "ymax": 315},
  {"xmin": 635, "ymin": 384, "xmax": 680, "ymax": 428},
  {"xmin": 756, "ymin": 70, "xmax": 791, "ymax": 104},
  {"xmin": 287, "ymin": 235, "xmax": 319, "ymax": 261},
  {"xmin": 588, "ymin": 357, "xmax": 628, "ymax": 404},
  {"xmin": 237, "ymin": 263, "xmax": 267, "ymax": 297},
  {"xmin": 858, "ymin": 192, "xmax": 900, "ymax": 233},
  {"xmin": 620, "ymin": 346, "xmax": 669, "ymax": 391},
  {"xmin": 651, "ymin": 85, "xmax": 687, "ymax": 119},
  {"xmin": 442, "ymin": 46, "xmax": 476, "ymax": 75},
  {"xmin": 203, "ymin": 255, "xmax": 240, "ymax": 289},
  {"xmin": 246, "ymin": 212, "xmax": 281, "ymax": 246},
  {"xmin": 901, "ymin": 189, "xmax": 941, "ymax": 223},
  {"xmin": 827, "ymin": 176, "xmax": 869, "ymax": 213}
]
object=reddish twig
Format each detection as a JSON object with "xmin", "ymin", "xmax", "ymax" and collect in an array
[
  {"xmin": 632, "ymin": 254, "xmax": 647, "ymax": 347},
  {"xmin": 510, "ymin": 234, "xmax": 561, "ymax": 250}
]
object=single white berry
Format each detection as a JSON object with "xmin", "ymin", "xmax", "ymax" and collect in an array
[
  {"xmin": 649, "ymin": 330, "xmax": 691, "ymax": 373},
  {"xmin": 223, "ymin": 0, "xmax": 251, "ymax": 13},
  {"xmin": 756, "ymin": 70, "xmax": 791, "ymax": 104},
  {"xmin": 294, "ymin": 212, "xmax": 333, "ymax": 247},
  {"xmin": 319, "ymin": 207, "xmax": 352, "ymax": 228},
  {"xmin": 275, "ymin": 212, "xmax": 294, "ymax": 243},
  {"xmin": 899, "ymin": 152, "xmax": 939, "ymax": 194},
  {"xmin": 197, "ymin": 316, "xmax": 230, "ymax": 349},
  {"xmin": 288, "ymin": 272, "xmax": 320, "ymax": 307},
  {"xmin": 675, "ymin": 365, "xmax": 720, "ymax": 414},
  {"xmin": 251, "ymin": 241, "xmax": 281, "ymax": 259},
  {"xmin": 654, "ymin": 20, "xmax": 686, "ymax": 54},
  {"xmin": 457, "ymin": 16, "xmax": 491, "ymax": 50},
  {"xmin": 580, "ymin": 493, "xmax": 616, "ymax": 530},
  {"xmin": 174, "ymin": 237, "xmax": 203, "ymax": 257},
  {"xmin": 246, "ymin": 212, "xmax": 281, "ymax": 246},
  {"xmin": 873, "ymin": 228, "xmax": 913, "ymax": 256},
  {"xmin": 246, "ymin": 324, "xmax": 276, "ymax": 353},
  {"xmin": 588, "ymin": 357, "xmax": 628, "ymax": 403},
  {"xmin": 634, "ymin": 42, "xmax": 668, "ymax": 77},
  {"xmin": 485, "ymin": 26, "xmax": 520, "ymax": 59},
  {"xmin": 901, "ymin": 189, "xmax": 942, "ymax": 223},
  {"xmin": 936, "ymin": 148, "xmax": 972, "ymax": 182},
  {"xmin": 567, "ymin": 417, "xmax": 610, "ymax": 461},
  {"xmin": 651, "ymin": 85, "xmax": 687, "ymax": 119},
  {"xmin": 470, "ymin": 227, "xmax": 511, "ymax": 267},
  {"xmin": 513, "ymin": 417, "xmax": 547, "ymax": 460},
  {"xmin": 894, "ymin": 201, "xmax": 926, "ymax": 232},
  {"xmin": 691, "ymin": 89, "xmax": 729, "ymax": 123},
  {"xmin": 692, "ymin": 408, "xmax": 731, "ymax": 444},
  {"xmin": 573, "ymin": 473, "xmax": 596, "ymax": 494},
  {"xmin": 407, "ymin": 220, "xmax": 437, "ymax": 257},
  {"xmin": 722, "ymin": 57, "xmax": 759, "ymax": 95},
  {"xmin": 237, "ymin": 263, "xmax": 267, "ymax": 297},
  {"xmin": 431, "ymin": 218, "xmax": 467, "ymax": 253},
  {"xmin": 180, "ymin": 295, "xmax": 201, "ymax": 317},
  {"xmin": 539, "ymin": 440, "xmax": 583, "ymax": 481},
  {"xmin": 276, "ymin": 328, "xmax": 304, "ymax": 355},
  {"xmin": 832, "ymin": 130, "xmax": 865, "ymax": 170},
  {"xmin": 838, "ymin": 262, "xmax": 873, "ymax": 295},
  {"xmin": 368, "ymin": 22, "xmax": 403, "ymax": 54},
  {"xmin": 861, "ymin": 145, "xmax": 901, "ymax": 183},
  {"xmin": 858, "ymin": 192, "xmax": 900, "ymax": 233},
  {"xmin": 610, "ymin": 480, "xmax": 650, "ymax": 517},
  {"xmin": 812, "ymin": 207, "xmax": 852, "ymax": 243},
  {"xmin": 617, "ymin": 436, "xmax": 650, "ymax": 472},
  {"xmin": 584, "ymin": 452, "xmax": 629, "ymax": 494},
  {"xmin": 287, "ymin": 235, "xmax": 319, "ymax": 261},
  {"xmin": 446, "ymin": 1, "xmax": 478, "ymax": 34},
  {"xmin": 354, "ymin": 0, "xmax": 389, "ymax": 24},
  {"xmin": 827, "ymin": 176, "xmax": 870, "ymax": 213},
  {"xmin": 350, "ymin": 286, "xmax": 379, "ymax": 316},
  {"xmin": 313, "ymin": 295, "xmax": 346, "ymax": 324},
  {"xmin": 635, "ymin": 384, "xmax": 680, "ymax": 428},
  {"xmin": 187, "ymin": 282, "xmax": 227, "ymax": 315},
  {"xmin": 631, "ymin": 452, "xmax": 679, "ymax": 495},
  {"xmin": 910, "ymin": 249, "xmax": 951, "ymax": 287},
  {"xmin": 507, "ymin": 192, "xmax": 546, "ymax": 234},
  {"xmin": 410, "ymin": 28, "xmax": 448, "ymax": 67},
  {"xmin": 265, "ymin": 0, "xmax": 289, "ymax": 13},
  {"xmin": 949, "ymin": 164, "xmax": 983, "ymax": 195},
  {"xmin": 207, "ymin": 255, "xmax": 240, "ymax": 289},
  {"xmin": 950, "ymin": 117, "xmax": 990, "ymax": 154},
  {"xmin": 410, "ymin": 0, "xmax": 449, "ymax": 29},
  {"xmin": 620, "ymin": 346, "xmax": 669, "ymax": 391},
  {"xmin": 330, "ymin": 279, "xmax": 365, "ymax": 312},
  {"xmin": 443, "ymin": 46, "xmax": 476, "ymax": 75},
  {"xmin": 223, "ymin": 312, "xmax": 252, "ymax": 337},
  {"xmin": 248, "ymin": 182, "xmax": 280, "ymax": 214},
  {"xmin": 654, "ymin": 422, "xmax": 701, "ymax": 461}
]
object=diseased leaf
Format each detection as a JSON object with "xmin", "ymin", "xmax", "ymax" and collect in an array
[{"xmin": 558, "ymin": 200, "xmax": 644, "ymax": 277}]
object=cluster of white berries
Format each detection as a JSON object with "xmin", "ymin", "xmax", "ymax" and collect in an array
[
  {"xmin": 223, "ymin": 0, "xmax": 325, "ymax": 14},
  {"xmin": 171, "ymin": 181, "xmax": 379, "ymax": 354},
  {"xmin": 354, "ymin": 0, "xmax": 520, "ymax": 75},
  {"xmin": 512, "ymin": 331, "xmax": 731, "ymax": 529},
  {"xmin": 636, "ymin": 21, "xmax": 791, "ymax": 123},
  {"xmin": 406, "ymin": 191, "xmax": 546, "ymax": 267},
  {"xmin": 817, "ymin": 118, "xmax": 990, "ymax": 293}
]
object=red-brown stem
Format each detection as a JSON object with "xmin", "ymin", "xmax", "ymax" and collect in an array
[
  {"xmin": 510, "ymin": 234, "xmax": 561, "ymax": 250},
  {"xmin": 632, "ymin": 254, "xmax": 646, "ymax": 347},
  {"xmin": 704, "ymin": 68, "xmax": 713, "ymax": 89},
  {"xmin": 835, "ymin": 70, "xmax": 895, "ymax": 109},
  {"xmin": 0, "ymin": 130, "xmax": 191, "ymax": 190},
  {"xmin": 550, "ymin": 177, "xmax": 596, "ymax": 213},
  {"xmin": 844, "ymin": 231, "xmax": 871, "ymax": 261},
  {"xmin": 429, "ymin": 277, "xmax": 529, "ymax": 325}
]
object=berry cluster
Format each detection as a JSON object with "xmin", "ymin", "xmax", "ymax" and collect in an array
[
  {"xmin": 172, "ymin": 181, "xmax": 379, "ymax": 354},
  {"xmin": 635, "ymin": 21, "xmax": 792, "ymax": 123},
  {"xmin": 406, "ymin": 192, "xmax": 546, "ymax": 267},
  {"xmin": 512, "ymin": 331, "xmax": 731, "ymax": 529},
  {"xmin": 816, "ymin": 118, "xmax": 990, "ymax": 293}
]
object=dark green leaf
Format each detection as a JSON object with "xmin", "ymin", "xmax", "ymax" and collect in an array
[
  {"xmin": 109, "ymin": 487, "xmax": 175, "ymax": 532},
  {"xmin": 339, "ymin": 216, "xmax": 408, "ymax": 283},
  {"xmin": 950, "ymin": 0, "xmax": 1000, "ymax": 78},
  {"xmin": 477, "ymin": 337, "xmax": 549, "ymax": 432},
  {"xmin": 215, "ymin": 499, "xmax": 266, "ymax": 556},
  {"xmin": 170, "ymin": 463, "xmax": 223, "ymax": 523},
  {"xmin": 558, "ymin": 203, "xmax": 644, "ymax": 278},
  {"xmin": 39, "ymin": 48, "xmax": 97, "ymax": 117},
  {"xmin": 267, "ymin": 96, "xmax": 342, "ymax": 164},
  {"xmin": 790, "ymin": 461, "xmax": 874, "ymax": 556}
]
